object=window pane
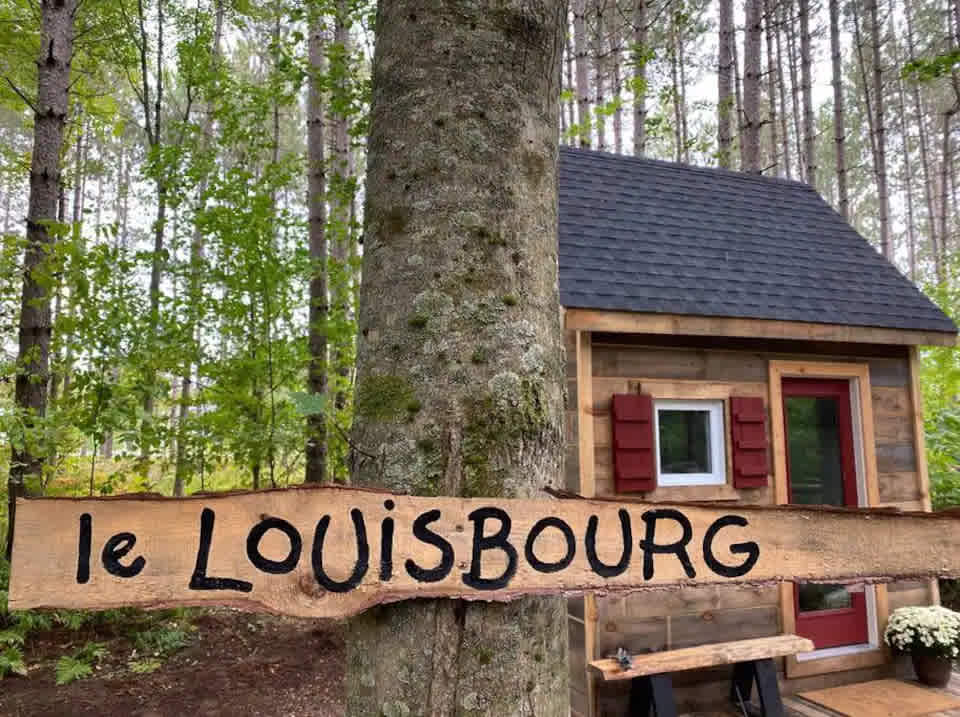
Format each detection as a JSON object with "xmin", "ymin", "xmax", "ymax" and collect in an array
[
  {"xmin": 658, "ymin": 410, "xmax": 711, "ymax": 474},
  {"xmin": 785, "ymin": 396, "xmax": 844, "ymax": 506}
]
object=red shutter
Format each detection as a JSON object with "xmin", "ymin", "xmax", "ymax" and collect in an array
[
  {"xmin": 731, "ymin": 396, "xmax": 769, "ymax": 488},
  {"xmin": 611, "ymin": 393, "xmax": 656, "ymax": 493}
]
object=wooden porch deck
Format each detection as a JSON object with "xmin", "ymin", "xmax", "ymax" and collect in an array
[{"xmin": 679, "ymin": 671, "xmax": 960, "ymax": 717}]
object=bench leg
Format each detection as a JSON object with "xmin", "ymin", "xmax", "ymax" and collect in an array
[
  {"xmin": 753, "ymin": 659, "xmax": 785, "ymax": 717},
  {"xmin": 729, "ymin": 659, "xmax": 785, "ymax": 717},
  {"xmin": 628, "ymin": 675, "xmax": 677, "ymax": 717}
]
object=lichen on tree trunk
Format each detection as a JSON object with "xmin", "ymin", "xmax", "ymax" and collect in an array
[{"xmin": 345, "ymin": 1, "xmax": 569, "ymax": 715}]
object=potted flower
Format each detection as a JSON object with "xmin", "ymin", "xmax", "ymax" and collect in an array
[{"xmin": 884, "ymin": 605, "xmax": 960, "ymax": 687}]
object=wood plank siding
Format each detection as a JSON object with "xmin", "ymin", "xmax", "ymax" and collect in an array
[{"xmin": 564, "ymin": 333, "xmax": 937, "ymax": 716}]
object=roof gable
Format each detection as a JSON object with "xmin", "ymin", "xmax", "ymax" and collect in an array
[{"xmin": 557, "ymin": 147, "xmax": 957, "ymax": 336}]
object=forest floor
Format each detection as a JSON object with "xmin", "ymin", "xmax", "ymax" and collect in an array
[{"xmin": 0, "ymin": 610, "xmax": 345, "ymax": 716}]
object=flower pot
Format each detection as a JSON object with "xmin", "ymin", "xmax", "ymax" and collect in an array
[{"xmin": 912, "ymin": 653, "xmax": 953, "ymax": 687}]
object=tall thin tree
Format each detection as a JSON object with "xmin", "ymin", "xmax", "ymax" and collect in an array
[
  {"xmin": 7, "ymin": 0, "xmax": 78, "ymax": 561},
  {"xmin": 718, "ymin": 0, "xmax": 735, "ymax": 167},
  {"xmin": 799, "ymin": 0, "xmax": 815, "ymax": 186},
  {"xmin": 743, "ymin": 0, "xmax": 763, "ymax": 172},
  {"xmin": 829, "ymin": 0, "xmax": 848, "ymax": 218}
]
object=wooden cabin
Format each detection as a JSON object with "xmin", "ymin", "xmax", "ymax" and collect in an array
[{"xmin": 556, "ymin": 148, "xmax": 959, "ymax": 716}]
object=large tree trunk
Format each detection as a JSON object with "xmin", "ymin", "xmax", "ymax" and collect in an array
[
  {"xmin": 743, "ymin": 0, "xmax": 762, "ymax": 172},
  {"xmin": 304, "ymin": 6, "xmax": 328, "ymax": 483},
  {"xmin": 345, "ymin": 2, "xmax": 568, "ymax": 715},
  {"xmin": 830, "ymin": 0, "xmax": 848, "ymax": 219},
  {"xmin": 867, "ymin": 0, "xmax": 891, "ymax": 258},
  {"xmin": 633, "ymin": 0, "xmax": 648, "ymax": 155},
  {"xmin": 6, "ymin": 0, "xmax": 77, "ymax": 562},
  {"xmin": 785, "ymin": 0, "xmax": 804, "ymax": 179},
  {"xmin": 574, "ymin": 0, "xmax": 591, "ymax": 147},
  {"xmin": 718, "ymin": 0, "xmax": 734, "ymax": 167},
  {"xmin": 799, "ymin": 0, "xmax": 815, "ymax": 186}
]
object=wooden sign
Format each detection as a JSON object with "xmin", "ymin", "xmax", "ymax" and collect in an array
[{"xmin": 8, "ymin": 485, "xmax": 960, "ymax": 618}]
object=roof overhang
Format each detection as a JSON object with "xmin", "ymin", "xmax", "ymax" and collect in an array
[{"xmin": 563, "ymin": 308, "xmax": 958, "ymax": 347}]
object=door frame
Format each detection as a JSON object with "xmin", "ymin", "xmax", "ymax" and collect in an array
[{"xmin": 768, "ymin": 360, "xmax": 889, "ymax": 679}]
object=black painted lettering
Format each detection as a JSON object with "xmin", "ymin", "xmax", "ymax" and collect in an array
[
  {"xmin": 101, "ymin": 533, "xmax": 146, "ymax": 579},
  {"xmin": 462, "ymin": 507, "xmax": 517, "ymax": 590},
  {"xmin": 524, "ymin": 517, "xmax": 576, "ymax": 573},
  {"xmin": 638, "ymin": 509, "xmax": 696, "ymax": 580},
  {"xmin": 703, "ymin": 515, "xmax": 760, "ymax": 578},
  {"xmin": 312, "ymin": 509, "xmax": 369, "ymax": 593},
  {"xmin": 77, "ymin": 513, "xmax": 92, "ymax": 584},
  {"xmin": 190, "ymin": 507, "xmax": 253, "ymax": 592},
  {"xmin": 585, "ymin": 509, "xmax": 632, "ymax": 578},
  {"xmin": 405, "ymin": 509, "xmax": 454, "ymax": 583},
  {"xmin": 246, "ymin": 517, "xmax": 302, "ymax": 574},
  {"xmin": 380, "ymin": 517, "xmax": 395, "ymax": 581}
]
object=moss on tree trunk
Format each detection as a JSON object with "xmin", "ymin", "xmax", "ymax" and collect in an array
[{"xmin": 346, "ymin": 1, "xmax": 569, "ymax": 714}]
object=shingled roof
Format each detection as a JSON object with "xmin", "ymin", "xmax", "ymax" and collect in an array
[{"xmin": 557, "ymin": 147, "xmax": 957, "ymax": 335}]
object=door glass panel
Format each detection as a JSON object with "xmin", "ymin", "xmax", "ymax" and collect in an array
[
  {"xmin": 786, "ymin": 394, "xmax": 856, "ymax": 617},
  {"xmin": 785, "ymin": 396, "xmax": 845, "ymax": 506},
  {"xmin": 798, "ymin": 583, "xmax": 852, "ymax": 612}
]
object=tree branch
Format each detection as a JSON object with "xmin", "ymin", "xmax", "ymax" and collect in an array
[{"xmin": 4, "ymin": 77, "xmax": 39, "ymax": 114}]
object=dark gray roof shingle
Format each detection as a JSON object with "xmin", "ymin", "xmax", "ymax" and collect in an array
[{"xmin": 558, "ymin": 147, "xmax": 957, "ymax": 335}]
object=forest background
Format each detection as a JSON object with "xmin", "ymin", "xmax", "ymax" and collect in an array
[{"xmin": 2, "ymin": 0, "xmax": 960, "ymax": 685}]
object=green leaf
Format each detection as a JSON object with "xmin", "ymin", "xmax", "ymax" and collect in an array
[
  {"xmin": 291, "ymin": 391, "xmax": 328, "ymax": 417},
  {"xmin": 55, "ymin": 656, "xmax": 92, "ymax": 685}
]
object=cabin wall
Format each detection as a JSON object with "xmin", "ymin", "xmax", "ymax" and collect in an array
[{"xmin": 564, "ymin": 333, "xmax": 937, "ymax": 716}]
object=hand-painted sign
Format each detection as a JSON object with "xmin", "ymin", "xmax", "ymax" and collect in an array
[{"xmin": 8, "ymin": 485, "xmax": 960, "ymax": 618}]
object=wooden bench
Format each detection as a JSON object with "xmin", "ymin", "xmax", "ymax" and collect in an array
[{"xmin": 589, "ymin": 634, "xmax": 815, "ymax": 717}]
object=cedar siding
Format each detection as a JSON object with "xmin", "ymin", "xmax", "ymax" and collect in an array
[{"xmin": 564, "ymin": 331, "xmax": 937, "ymax": 716}]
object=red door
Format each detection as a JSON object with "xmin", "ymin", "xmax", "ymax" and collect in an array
[{"xmin": 783, "ymin": 378, "xmax": 869, "ymax": 650}]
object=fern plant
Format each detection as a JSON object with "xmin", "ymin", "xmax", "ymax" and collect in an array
[
  {"xmin": 0, "ymin": 646, "xmax": 27, "ymax": 678},
  {"xmin": 54, "ymin": 642, "xmax": 108, "ymax": 685}
]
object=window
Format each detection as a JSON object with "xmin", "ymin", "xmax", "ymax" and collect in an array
[{"xmin": 654, "ymin": 399, "xmax": 726, "ymax": 486}]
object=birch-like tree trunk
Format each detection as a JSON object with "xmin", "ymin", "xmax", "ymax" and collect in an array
[
  {"xmin": 905, "ymin": 0, "xmax": 939, "ymax": 276},
  {"xmin": 867, "ymin": 0, "xmax": 890, "ymax": 258},
  {"xmin": 6, "ymin": 0, "xmax": 77, "ymax": 562},
  {"xmin": 305, "ymin": 4, "xmax": 328, "ymax": 484},
  {"xmin": 594, "ymin": 0, "xmax": 608, "ymax": 151},
  {"xmin": 173, "ymin": 0, "xmax": 224, "ymax": 497},
  {"xmin": 799, "ymin": 0, "xmax": 815, "ymax": 187},
  {"xmin": 574, "ymin": 0, "xmax": 591, "ymax": 147},
  {"xmin": 718, "ymin": 0, "xmax": 735, "ymax": 167},
  {"xmin": 633, "ymin": 0, "xmax": 648, "ymax": 155},
  {"xmin": 830, "ymin": 0, "xmax": 848, "ymax": 219},
  {"xmin": 743, "ymin": 0, "xmax": 763, "ymax": 172},
  {"xmin": 611, "ymin": 20, "xmax": 623, "ymax": 153},
  {"xmin": 345, "ymin": 2, "xmax": 568, "ymax": 714},
  {"xmin": 765, "ymin": 0, "xmax": 780, "ymax": 174},
  {"xmin": 775, "ymin": 0, "xmax": 793, "ymax": 178}
]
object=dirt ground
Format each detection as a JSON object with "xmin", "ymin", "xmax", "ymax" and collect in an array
[{"xmin": 0, "ymin": 611, "xmax": 345, "ymax": 717}]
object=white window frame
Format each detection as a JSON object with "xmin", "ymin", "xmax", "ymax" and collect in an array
[{"xmin": 654, "ymin": 399, "xmax": 727, "ymax": 486}]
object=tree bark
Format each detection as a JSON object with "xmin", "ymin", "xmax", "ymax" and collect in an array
[
  {"xmin": 345, "ymin": 2, "xmax": 568, "ymax": 715},
  {"xmin": 611, "ymin": 19, "xmax": 623, "ymax": 153},
  {"xmin": 775, "ymin": 0, "xmax": 792, "ymax": 178},
  {"xmin": 574, "ymin": 0, "xmax": 591, "ymax": 147},
  {"xmin": 799, "ymin": 0, "xmax": 815, "ymax": 186},
  {"xmin": 905, "ymin": 0, "xmax": 939, "ymax": 277},
  {"xmin": 765, "ymin": 0, "xmax": 780, "ymax": 174},
  {"xmin": 890, "ymin": 8, "xmax": 917, "ymax": 280},
  {"xmin": 7, "ymin": 0, "xmax": 77, "ymax": 562},
  {"xmin": 670, "ymin": 16, "xmax": 683, "ymax": 162},
  {"xmin": 633, "ymin": 0, "xmax": 648, "ymax": 155},
  {"xmin": 565, "ymin": 33, "xmax": 575, "ymax": 145},
  {"xmin": 718, "ymin": 0, "xmax": 734, "ymax": 167},
  {"xmin": 304, "ymin": 5, "xmax": 328, "ymax": 483},
  {"xmin": 830, "ymin": 0, "xmax": 848, "ymax": 219},
  {"xmin": 867, "ymin": 0, "xmax": 890, "ymax": 258},
  {"xmin": 785, "ymin": 0, "xmax": 804, "ymax": 179},
  {"xmin": 743, "ymin": 0, "xmax": 763, "ymax": 172},
  {"xmin": 593, "ymin": 0, "xmax": 607, "ymax": 151}
]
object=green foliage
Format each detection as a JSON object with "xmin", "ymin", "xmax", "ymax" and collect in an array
[
  {"xmin": 0, "ymin": 645, "xmax": 26, "ymax": 678},
  {"xmin": 55, "ymin": 641, "xmax": 107, "ymax": 685},
  {"xmin": 133, "ymin": 624, "xmax": 192, "ymax": 656}
]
